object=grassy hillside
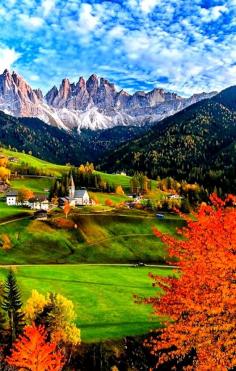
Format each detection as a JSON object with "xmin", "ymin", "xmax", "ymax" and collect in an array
[
  {"xmin": 1, "ymin": 148, "xmax": 139, "ymax": 192},
  {"xmin": 0, "ymin": 211, "xmax": 183, "ymax": 265},
  {"xmin": 0, "ymin": 201, "xmax": 31, "ymax": 222},
  {"xmin": 0, "ymin": 265, "xmax": 171, "ymax": 342},
  {"xmin": 1, "ymin": 148, "xmax": 69, "ymax": 177}
]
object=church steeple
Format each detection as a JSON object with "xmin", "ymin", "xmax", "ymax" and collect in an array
[{"xmin": 68, "ymin": 174, "xmax": 75, "ymax": 198}]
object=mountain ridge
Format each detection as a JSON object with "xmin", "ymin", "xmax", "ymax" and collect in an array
[
  {"xmin": 0, "ymin": 69, "xmax": 216, "ymax": 132},
  {"xmin": 99, "ymin": 87, "xmax": 236, "ymax": 193}
]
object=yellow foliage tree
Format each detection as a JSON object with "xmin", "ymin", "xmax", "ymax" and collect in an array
[
  {"xmin": 1, "ymin": 234, "xmax": 12, "ymax": 250},
  {"xmin": 115, "ymin": 185, "xmax": 124, "ymax": 195},
  {"xmin": 25, "ymin": 290, "xmax": 48, "ymax": 322},
  {"xmin": 25, "ymin": 291, "xmax": 81, "ymax": 347},
  {"xmin": 0, "ymin": 155, "xmax": 8, "ymax": 167},
  {"xmin": 0, "ymin": 166, "xmax": 10, "ymax": 181}
]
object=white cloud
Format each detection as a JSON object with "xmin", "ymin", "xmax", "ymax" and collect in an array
[
  {"xmin": 0, "ymin": 46, "xmax": 21, "ymax": 72},
  {"xmin": 200, "ymin": 5, "xmax": 228, "ymax": 23},
  {"xmin": 140, "ymin": 0, "xmax": 161, "ymax": 13},
  {"xmin": 41, "ymin": 0, "xmax": 55, "ymax": 16},
  {"xmin": 18, "ymin": 14, "xmax": 44, "ymax": 28},
  {"xmin": 108, "ymin": 25, "xmax": 126, "ymax": 40},
  {"xmin": 77, "ymin": 3, "xmax": 99, "ymax": 34}
]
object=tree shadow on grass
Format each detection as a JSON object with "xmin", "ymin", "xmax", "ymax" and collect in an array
[
  {"xmin": 18, "ymin": 273, "xmax": 156, "ymax": 291},
  {"xmin": 79, "ymin": 321, "xmax": 162, "ymax": 329}
]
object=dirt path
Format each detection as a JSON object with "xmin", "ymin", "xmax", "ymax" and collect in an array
[
  {"xmin": 0, "ymin": 263, "xmax": 177, "ymax": 269},
  {"xmin": 0, "ymin": 215, "xmax": 31, "ymax": 226}
]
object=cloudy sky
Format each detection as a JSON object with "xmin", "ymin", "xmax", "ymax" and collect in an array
[{"xmin": 0, "ymin": 0, "xmax": 235, "ymax": 96}]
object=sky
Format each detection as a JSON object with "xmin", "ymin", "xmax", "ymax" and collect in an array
[{"xmin": 0, "ymin": 0, "xmax": 235, "ymax": 96}]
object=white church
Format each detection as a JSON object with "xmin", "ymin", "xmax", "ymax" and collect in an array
[{"xmin": 61, "ymin": 175, "xmax": 90, "ymax": 206}]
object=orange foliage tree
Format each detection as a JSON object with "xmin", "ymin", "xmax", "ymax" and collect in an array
[
  {"xmin": 6, "ymin": 323, "xmax": 64, "ymax": 371},
  {"xmin": 105, "ymin": 199, "xmax": 113, "ymax": 207},
  {"xmin": 143, "ymin": 194, "xmax": 236, "ymax": 370},
  {"xmin": 18, "ymin": 188, "xmax": 34, "ymax": 202},
  {"xmin": 63, "ymin": 200, "xmax": 71, "ymax": 219}
]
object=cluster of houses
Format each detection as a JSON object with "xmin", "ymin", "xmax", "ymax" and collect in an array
[{"xmin": 5, "ymin": 175, "xmax": 91, "ymax": 217}]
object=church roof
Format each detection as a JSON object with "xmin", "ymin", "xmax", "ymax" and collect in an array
[
  {"xmin": 74, "ymin": 189, "xmax": 88, "ymax": 198},
  {"xmin": 69, "ymin": 174, "xmax": 75, "ymax": 188}
]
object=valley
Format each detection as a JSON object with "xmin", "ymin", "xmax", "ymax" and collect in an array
[{"xmin": 0, "ymin": 149, "xmax": 183, "ymax": 344}]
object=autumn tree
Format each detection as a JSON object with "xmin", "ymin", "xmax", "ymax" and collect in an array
[
  {"xmin": 0, "ymin": 166, "xmax": 10, "ymax": 181},
  {"xmin": 18, "ymin": 187, "xmax": 34, "ymax": 202},
  {"xmin": 0, "ymin": 155, "xmax": 8, "ymax": 167},
  {"xmin": 63, "ymin": 200, "xmax": 71, "ymax": 219},
  {"xmin": 105, "ymin": 199, "xmax": 113, "ymax": 207},
  {"xmin": 143, "ymin": 194, "xmax": 236, "ymax": 370},
  {"xmin": 6, "ymin": 323, "xmax": 64, "ymax": 371},
  {"xmin": 0, "ymin": 233, "xmax": 12, "ymax": 250},
  {"xmin": 2, "ymin": 269, "xmax": 25, "ymax": 343},
  {"xmin": 115, "ymin": 185, "xmax": 125, "ymax": 195},
  {"xmin": 25, "ymin": 291, "xmax": 81, "ymax": 347}
]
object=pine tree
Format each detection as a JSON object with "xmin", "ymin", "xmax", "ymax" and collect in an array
[{"xmin": 2, "ymin": 269, "xmax": 25, "ymax": 343}]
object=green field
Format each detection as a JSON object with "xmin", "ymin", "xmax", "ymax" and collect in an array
[
  {"xmin": 10, "ymin": 177, "xmax": 53, "ymax": 194},
  {"xmin": 0, "ymin": 211, "xmax": 183, "ymax": 265},
  {"xmin": 1, "ymin": 148, "xmax": 69, "ymax": 177},
  {"xmin": 0, "ymin": 265, "xmax": 171, "ymax": 342},
  {"xmin": 89, "ymin": 191, "xmax": 129, "ymax": 205},
  {"xmin": 0, "ymin": 201, "xmax": 31, "ymax": 222},
  {"xmin": 1, "ymin": 149, "xmax": 136, "ymax": 191}
]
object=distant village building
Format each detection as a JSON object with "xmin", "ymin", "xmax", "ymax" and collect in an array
[
  {"xmin": 28, "ymin": 197, "xmax": 49, "ymax": 210},
  {"xmin": 6, "ymin": 190, "xmax": 18, "ymax": 206},
  {"xmin": 8, "ymin": 157, "xmax": 19, "ymax": 163},
  {"xmin": 34, "ymin": 209, "xmax": 48, "ymax": 221},
  {"xmin": 167, "ymin": 194, "xmax": 183, "ymax": 200},
  {"xmin": 6, "ymin": 190, "xmax": 49, "ymax": 210}
]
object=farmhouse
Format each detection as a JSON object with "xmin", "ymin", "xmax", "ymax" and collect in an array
[
  {"xmin": 34, "ymin": 209, "xmax": 48, "ymax": 220},
  {"xmin": 28, "ymin": 196, "xmax": 49, "ymax": 210},
  {"xmin": 6, "ymin": 190, "xmax": 18, "ymax": 206}
]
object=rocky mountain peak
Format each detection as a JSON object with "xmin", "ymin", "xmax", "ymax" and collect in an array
[{"xmin": 0, "ymin": 69, "xmax": 217, "ymax": 132}]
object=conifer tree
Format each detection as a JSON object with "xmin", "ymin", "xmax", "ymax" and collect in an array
[{"xmin": 2, "ymin": 269, "xmax": 25, "ymax": 343}]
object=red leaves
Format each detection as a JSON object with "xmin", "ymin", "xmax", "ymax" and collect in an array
[
  {"xmin": 146, "ymin": 195, "xmax": 236, "ymax": 370},
  {"xmin": 6, "ymin": 323, "xmax": 65, "ymax": 371}
]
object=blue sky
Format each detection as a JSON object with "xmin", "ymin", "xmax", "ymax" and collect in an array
[{"xmin": 0, "ymin": 0, "xmax": 235, "ymax": 96}]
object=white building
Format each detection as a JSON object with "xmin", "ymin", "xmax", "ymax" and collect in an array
[
  {"xmin": 28, "ymin": 197, "xmax": 49, "ymax": 210},
  {"xmin": 67, "ymin": 175, "xmax": 90, "ymax": 206},
  {"xmin": 6, "ymin": 191, "xmax": 18, "ymax": 206}
]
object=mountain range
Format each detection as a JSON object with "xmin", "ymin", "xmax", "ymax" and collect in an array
[
  {"xmin": 0, "ymin": 68, "xmax": 235, "ymax": 193},
  {"xmin": 100, "ymin": 85, "xmax": 236, "ymax": 193},
  {"xmin": 0, "ymin": 69, "xmax": 216, "ymax": 131}
]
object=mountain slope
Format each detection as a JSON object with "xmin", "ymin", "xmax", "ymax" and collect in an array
[
  {"xmin": 100, "ymin": 89, "xmax": 236, "ymax": 193},
  {"xmin": 0, "ymin": 110, "xmax": 146, "ymax": 164},
  {"xmin": 0, "ymin": 69, "xmax": 216, "ymax": 131}
]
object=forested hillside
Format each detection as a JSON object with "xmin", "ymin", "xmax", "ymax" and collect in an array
[
  {"xmin": 100, "ymin": 91, "xmax": 236, "ymax": 193},
  {"xmin": 0, "ymin": 111, "xmax": 145, "ymax": 164}
]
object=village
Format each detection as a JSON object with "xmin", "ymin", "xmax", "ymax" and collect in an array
[{"xmin": 5, "ymin": 174, "xmax": 92, "ymax": 220}]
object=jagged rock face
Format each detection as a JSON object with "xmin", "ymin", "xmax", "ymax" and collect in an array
[
  {"xmin": 0, "ymin": 69, "xmax": 217, "ymax": 132},
  {"xmin": 0, "ymin": 69, "xmax": 42, "ymax": 116}
]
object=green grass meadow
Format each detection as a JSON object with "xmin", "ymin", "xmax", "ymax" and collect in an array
[
  {"xmin": 0, "ymin": 212, "xmax": 183, "ymax": 265},
  {"xmin": 0, "ymin": 201, "xmax": 31, "ymax": 222},
  {"xmin": 0, "ymin": 265, "xmax": 171, "ymax": 342},
  {"xmin": 10, "ymin": 177, "xmax": 53, "ymax": 194},
  {"xmin": 1, "ymin": 148, "xmax": 69, "ymax": 176}
]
